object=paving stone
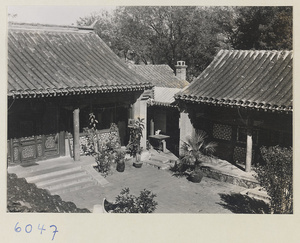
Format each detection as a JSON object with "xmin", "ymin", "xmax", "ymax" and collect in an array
[{"xmin": 8, "ymin": 151, "xmax": 254, "ymax": 213}]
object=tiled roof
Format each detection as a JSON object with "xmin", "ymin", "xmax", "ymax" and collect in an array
[
  {"xmin": 175, "ymin": 50, "xmax": 293, "ymax": 113},
  {"xmin": 129, "ymin": 64, "xmax": 189, "ymax": 88},
  {"xmin": 8, "ymin": 23, "xmax": 153, "ymax": 98},
  {"xmin": 148, "ymin": 87, "xmax": 182, "ymax": 107}
]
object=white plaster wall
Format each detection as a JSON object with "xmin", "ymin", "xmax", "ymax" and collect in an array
[
  {"xmin": 179, "ymin": 111, "xmax": 195, "ymax": 155},
  {"xmin": 132, "ymin": 96, "xmax": 147, "ymax": 150}
]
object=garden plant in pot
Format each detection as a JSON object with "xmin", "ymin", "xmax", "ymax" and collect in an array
[
  {"xmin": 180, "ymin": 131, "xmax": 217, "ymax": 183},
  {"xmin": 127, "ymin": 118, "xmax": 144, "ymax": 168},
  {"xmin": 116, "ymin": 150, "xmax": 126, "ymax": 172}
]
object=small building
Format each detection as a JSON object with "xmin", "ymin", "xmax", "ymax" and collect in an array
[
  {"xmin": 175, "ymin": 50, "xmax": 292, "ymax": 171},
  {"xmin": 129, "ymin": 62, "xmax": 189, "ymax": 155},
  {"xmin": 7, "ymin": 23, "xmax": 152, "ymax": 165}
]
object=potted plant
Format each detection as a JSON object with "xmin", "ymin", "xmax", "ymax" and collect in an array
[
  {"xmin": 180, "ymin": 131, "xmax": 217, "ymax": 183},
  {"xmin": 116, "ymin": 150, "xmax": 126, "ymax": 172},
  {"xmin": 127, "ymin": 118, "xmax": 145, "ymax": 168},
  {"xmin": 103, "ymin": 188, "xmax": 158, "ymax": 213}
]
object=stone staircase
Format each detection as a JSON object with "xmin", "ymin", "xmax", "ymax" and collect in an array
[
  {"xmin": 143, "ymin": 149, "xmax": 178, "ymax": 170},
  {"xmin": 8, "ymin": 157, "xmax": 101, "ymax": 195}
]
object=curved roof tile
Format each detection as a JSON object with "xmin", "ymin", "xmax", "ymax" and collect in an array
[
  {"xmin": 8, "ymin": 23, "xmax": 152, "ymax": 98},
  {"xmin": 176, "ymin": 50, "xmax": 293, "ymax": 113},
  {"xmin": 129, "ymin": 64, "xmax": 189, "ymax": 88}
]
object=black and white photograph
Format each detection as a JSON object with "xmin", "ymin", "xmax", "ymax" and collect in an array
[
  {"xmin": 6, "ymin": 5, "xmax": 293, "ymax": 214},
  {"xmin": 3, "ymin": 3, "xmax": 297, "ymax": 242}
]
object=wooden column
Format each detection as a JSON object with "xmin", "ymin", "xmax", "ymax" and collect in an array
[
  {"xmin": 73, "ymin": 108, "xmax": 80, "ymax": 161},
  {"xmin": 59, "ymin": 131, "xmax": 66, "ymax": 157},
  {"xmin": 245, "ymin": 118, "xmax": 253, "ymax": 172},
  {"xmin": 150, "ymin": 119, "xmax": 154, "ymax": 135},
  {"xmin": 57, "ymin": 102, "xmax": 65, "ymax": 157}
]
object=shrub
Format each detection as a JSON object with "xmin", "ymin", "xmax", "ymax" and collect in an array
[
  {"xmin": 255, "ymin": 145, "xmax": 293, "ymax": 214},
  {"xmin": 83, "ymin": 114, "xmax": 123, "ymax": 176},
  {"xmin": 181, "ymin": 131, "xmax": 217, "ymax": 168},
  {"xmin": 82, "ymin": 113, "xmax": 99, "ymax": 156},
  {"xmin": 172, "ymin": 131, "xmax": 217, "ymax": 176},
  {"xmin": 127, "ymin": 118, "xmax": 144, "ymax": 161},
  {"xmin": 111, "ymin": 188, "xmax": 158, "ymax": 213},
  {"xmin": 94, "ymin": 150, "xmax": 114, "ymax": 177},
  {"xmin": 7, "ymin": 173, "xmax": 90, "ymax": 213}
]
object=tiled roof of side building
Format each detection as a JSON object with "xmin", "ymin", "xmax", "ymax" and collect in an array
[
  {"xmin": 151, "ymin": 87, "xmax": 182, "ymax": 107},
  {"xmin": 7, "ymin": 23, "xmax": 153, "ymax": 98},
  {"xmin": 175, "ymin": 50, "xmax": 293, "ymax": 113},
  {"xmin": 129, "ymin": 64, "xmax": 189, "ymax": 89}
]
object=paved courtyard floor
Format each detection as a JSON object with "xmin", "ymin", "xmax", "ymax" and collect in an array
[{"xmin": 59, "ymin": 159, "xmax": 246, "ymax": 213}]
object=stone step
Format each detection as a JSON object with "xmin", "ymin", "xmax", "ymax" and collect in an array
[
  {"xmin": 149, "ymin": 149, "xmax": 178, "ymax": 163},
  {"xmin": 26, "ymin": 166, "xmax": 82, "ymax": 183},
  {"xmin": 8, "ymin": 159, "xmax": 74, "ymax": 176},
  {"xmin": 50, "ymin": 180, "xmax": 97, "ymax": 195},
  {"xmin": 150, "ymin": 156, "xmax": 169, "ymax": 164},
  {"xmin": 16, "ymin": 163, "xmax": 80, "ymax": 178},
  {"xmin": 201, "ymin": 165, "xmax": 259, "ymax": 189},
  {"xmin": 43, "ymin": 174, "xmax": 93, "ymax": 191},
  {"xmin": 35, "ymin": 170, "xmax": 89, "ymax": 187},
  {"xmin": 240, "ymin": 187, "xmax": 270, "ymax": 203},
  {"xmin": 143, "ymin": 159, "xmax": 170, "ymax": 170},
  {"xmin": 81, "ymin": 164, "xmax": 109, "ymax": 186}
]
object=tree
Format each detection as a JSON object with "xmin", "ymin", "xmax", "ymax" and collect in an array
[
  {"xmin": 77, "ymin": 6, "xmax": 234, "ymax": 81},
  {"xmin": 231, "ymin": 6, "xmax": 292, "ymax": 50},
  {"xmin": 77, "ymin": 7, "xmax": 292, "ymax": 80},
  {"xmin": 255, "ymin": 146, "xmax": 293, "ymax": 214}
]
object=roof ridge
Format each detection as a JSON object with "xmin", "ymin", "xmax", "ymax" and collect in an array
[
  {"xmin": 8, "ymin": 22, "xmax": 94, "ymax": 34},
  {"xmin": 133, "ymin": 64, "xmax": 171, "ymax": 67},
  {"xmin": 222, "ymin": 49, "xmax": 293, "ymax": 54}
]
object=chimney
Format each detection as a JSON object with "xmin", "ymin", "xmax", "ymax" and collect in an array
[{"xmin": 175, "ymin": 61, "xmax": 187, "ymax": 81}]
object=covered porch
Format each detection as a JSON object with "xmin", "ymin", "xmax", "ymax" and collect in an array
[{"xmin": 7, "ymin": 90, "xmax": 147, "ymax": 165}]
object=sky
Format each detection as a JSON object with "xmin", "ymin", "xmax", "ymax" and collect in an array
[{"xmin": 7, "ymin": 6, "xmax": 116, "ymax": 25}]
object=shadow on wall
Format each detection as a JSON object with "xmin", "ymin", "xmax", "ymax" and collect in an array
[{"xmin": 217, "ymin": 193, "xmax": 271, "ymax": 214}]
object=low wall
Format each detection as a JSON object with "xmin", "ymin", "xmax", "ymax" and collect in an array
[{"xmin": 201, "ymin": 166, "xmax": 259, "ymax": 189}]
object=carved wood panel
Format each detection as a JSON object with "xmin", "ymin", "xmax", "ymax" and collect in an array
[{"xmin": 7, "ymin": 133, "xmax": 60, "ymax": 164}]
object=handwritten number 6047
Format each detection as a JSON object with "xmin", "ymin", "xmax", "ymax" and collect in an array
[{"xmin": 14, "ymin": 222, "xmax": 58, "ymax": 240}]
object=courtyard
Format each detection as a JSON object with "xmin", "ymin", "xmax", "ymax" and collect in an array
[{"xmin": 8, "ymin": 154, "xmax": 267, "ymax": 214}]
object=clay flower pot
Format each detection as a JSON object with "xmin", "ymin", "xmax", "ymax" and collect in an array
[
  {"xmin": 187, "ymin": 170, "xmax": 204, "ymax": 183},
  {"xmin": 132, "ymin": 154, "xmax": 142, "ymax": 168},
  {"xmin": 116, "ymin": 160, "xmax": 125, "ymax": 172},
  {"xmin": 133, "ymin": 161, "xmax": 143, "ymax": 168}
]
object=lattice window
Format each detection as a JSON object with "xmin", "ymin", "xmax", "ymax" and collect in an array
[
  {"xmin": 45, "ymin": 136, "xmax": 56, "ymax": 149},
  {"xmin": 233, "ymin": 146, "xmax": 246, "ymax": 164},
  {"xmin": 79, "ymin": 128, "xmax": 121, "ymax": 155},
  {"xmin": 13, "ymin": 147, "xmax": 19, "ymax": 161},
  {"xmin": 37, "ymin": 144, "xmax": 43, "ymax": 157},
  {"xmin": 213, "ymin": 123, "xmax": 232, "ymax": 141},
  {"xmin": 21, "ymin": 145, "xmax": 35, "ymax": 160},
  {"xmin": 233, "ymin": 146, "xmax": 255, "ymax": 164}
]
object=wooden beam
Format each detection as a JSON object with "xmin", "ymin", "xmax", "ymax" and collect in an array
[{"xmin": 73, "ymin": 108, "xmax": 80, "ymax": 161}]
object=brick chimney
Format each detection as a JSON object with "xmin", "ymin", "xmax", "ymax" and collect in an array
[{"xmin": 175, "ymin": 61, "xmax": 187, "ymax": 81}]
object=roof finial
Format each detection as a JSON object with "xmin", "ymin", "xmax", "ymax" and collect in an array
[{"xmin": 78, "ymin": 20, "xmax": 98, "ymax": 30}]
